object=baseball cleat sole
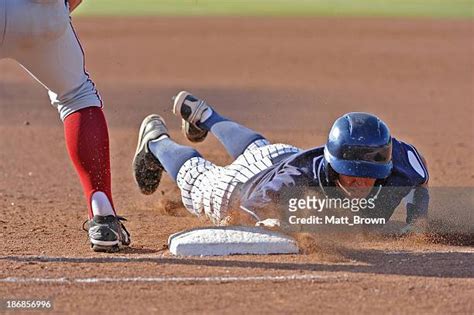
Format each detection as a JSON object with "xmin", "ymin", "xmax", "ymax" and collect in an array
[{"xmin": 133, "ymin": 114, "xmax": 167, "ymax": 195}]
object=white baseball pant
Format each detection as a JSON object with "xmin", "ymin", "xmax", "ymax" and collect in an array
[
  {"xmin": 0, "ymin": 0, "xmax": 102, "ymax": 120},
  {"xmin": 176, "ymin": 139, "xmax": 301, "ymax": 225}
]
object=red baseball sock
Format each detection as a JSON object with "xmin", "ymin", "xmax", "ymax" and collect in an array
[{"xmin": 63, "ymin": 106, "xmax": 115, "ymax": 218}]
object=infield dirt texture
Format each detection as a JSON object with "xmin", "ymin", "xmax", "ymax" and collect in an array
[{"xmin": 0, "ymin": 5, "xmax": 473, "ymax": 314}]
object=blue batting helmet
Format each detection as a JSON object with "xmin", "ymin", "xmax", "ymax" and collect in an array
[{"xmin": 324, "ymin": 112, "xmax": 393, "ymax": 179}]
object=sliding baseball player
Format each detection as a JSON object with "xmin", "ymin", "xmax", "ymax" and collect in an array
[{"xmin": 133, "ymin": 91, "xmax": 429, "ymax": 233}]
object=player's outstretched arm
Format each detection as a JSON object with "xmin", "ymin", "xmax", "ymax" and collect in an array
[
  {"xmin": 68, "ymin": 0, "xmax": 82, "ymax": 13},
  {"xmin": 402, "ymin": 154, "xmax": 430, "ymax": 235}
]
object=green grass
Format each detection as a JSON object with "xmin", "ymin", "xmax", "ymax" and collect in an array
[{"xmin": 75, "ymin": 0, "xmax": 474, "ymax": 19}]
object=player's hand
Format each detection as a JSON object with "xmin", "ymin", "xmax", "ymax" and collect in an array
[{"xmin": 67, "ymin": 0, "xmax": 82, "ymax": 13}]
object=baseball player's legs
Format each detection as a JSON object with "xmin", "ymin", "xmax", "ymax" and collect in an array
[
  {"xmin": 0, "ymin": 0, "xmax": 130, "ymax": 251},
  {"xmin": 147, "ymin": 136, "xmax": 230, "ymax": 223},
  {"xmin": 168, "ymin": 93, "xmax": 302, "ymax": 223},
  {"xmin": 147, "ymin": 135, "xmax": 300, "ymax": 224},
  {"xmin": 173, "ymin": 140, "xmax": 300, "ymax": 224},
  {"xmin": 4, "ymin": 3, "xmax": 117, "ymax": 219}
]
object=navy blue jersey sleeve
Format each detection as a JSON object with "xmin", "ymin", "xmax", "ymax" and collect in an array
[
  {"xmin": 392, "ymin": 138, "xmax": 430, "ymax": 223},
  {"xmin": 392, "ymin": 138, "xmax": 429, "ymax": 186}
]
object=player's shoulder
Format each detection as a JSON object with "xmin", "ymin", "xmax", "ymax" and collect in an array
[{"xmin": 390, "ymin": 137, "xmax": 429, "ymax": 185}]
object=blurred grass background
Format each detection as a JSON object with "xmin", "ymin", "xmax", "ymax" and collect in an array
[{"xmin": 75, "ymin": 0, "xmax": 474, "ymax": 18}]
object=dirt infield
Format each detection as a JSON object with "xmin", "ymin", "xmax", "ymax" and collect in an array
[{"xmin": 0, "ymin": 17, "xmax": 473, "ymax": 313}]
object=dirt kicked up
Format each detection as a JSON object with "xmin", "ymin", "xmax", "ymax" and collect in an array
[{"xmin": 0, "ymin": 17, "xmax": 473, "ymax": 313}]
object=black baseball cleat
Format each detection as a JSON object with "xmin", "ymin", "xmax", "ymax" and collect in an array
[
  {"xmin": 132, "ymin": 114, "xmax": 168, "ymax": 195},
  {"xmin": 172, "ymin": 91, "xmax": 210, "ymax": 143},
  {"xmin": 83, "ymin": 215, "xmax": 131, "ymax": 253}
]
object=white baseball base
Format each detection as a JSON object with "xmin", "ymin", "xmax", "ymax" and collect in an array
[{"xmin": 168, "ymin": 226, "xmax": 299, "ymax": 256}]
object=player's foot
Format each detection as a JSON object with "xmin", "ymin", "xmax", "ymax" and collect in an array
[
  {"xmin": 133, "ymin": 114, "xmax": 168, "ymax": 195},
  {"xmin": 83, "ymin": 215, "xmax": 131, "ymax": 253},
  {"xmin": 172, "ymin": 91, "xmax": 210, "ymax": 143}
]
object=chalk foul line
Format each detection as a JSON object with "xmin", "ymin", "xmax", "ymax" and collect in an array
[{"xmin": 0, "ymin": 274, "xmax": 343, "ymax": 284}]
